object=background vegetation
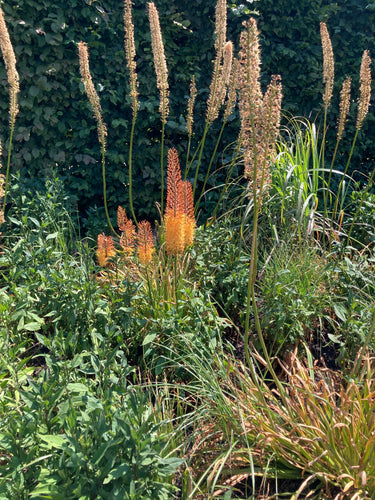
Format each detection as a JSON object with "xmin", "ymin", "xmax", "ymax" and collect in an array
[
  {"xmin": 0, "ymin": 0, "xmax": 375, "ymax": 498},
  {"xmin": 0, "ymin": 0, "xmax": 374, "ymax": 230}
]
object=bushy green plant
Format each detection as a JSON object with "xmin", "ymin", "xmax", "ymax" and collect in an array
[
  {"xmin": 331, "ymin": 253, "xmax": 375, "ymax": 359},
  {"xmin": 192, "ymin": 220, "xmax": 250, "ymax": 326},
  {"xmin": 0, "ymin": 353, "xmax": 182, "ymax": 499},
  {"xmin": 259, "ymin": 243, "xmax": 333, "ymax": 350},
  {"xmin": 346, "ymin": 183, "xmax": 375, "ymax": 248}
]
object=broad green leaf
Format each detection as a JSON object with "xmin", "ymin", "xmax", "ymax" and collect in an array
[
  {"xmin": 38, "ymin": 434, "xmax": 66, "ymax": 450},
  {"xmin": 142, "ymin": 333, "xmax": 157, "ymax": 346},
  {"xmin": 103, "ymin": 463, "xmax": 130, "ymax": 484}
]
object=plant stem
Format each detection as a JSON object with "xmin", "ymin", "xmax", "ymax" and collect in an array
[
  {"xmin": 160, "ymin": 114, "xmax": 166, "ymax": 217},
  {"xmin": 332, "ymin": 128, "xmax": 359, "ymax": 222},
  {"xmin": 128, "ymin": 112, "xmax": 138, "ymax": 226},
  {"xmin": 192, "ymin": 124, "xmax": 209, "ymax": 212},
  {"xmin": 2, "ymin": 116, "xmax": 15, "ymax": 213},
  {"xmin": 101, "ymin": 142, "xmax": 117, "ymax": 236},
  {"xmin": 196, "ymin": 119, "xmax": 227, "ymax": 213}
]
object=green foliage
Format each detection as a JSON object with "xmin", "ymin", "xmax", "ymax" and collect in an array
[
  {"xmin": 0, "ymin": 354, "xmax": 181, "ymax": 499},
  {"xmin": 192, "ymin": 220, "xmax": 250, "ymax": 325},
  {"xmin": 347, "ymin": 184, "xmax": 375, "ymax": 246},
  {"xmin": 0, "ymin": 177, "xmax": 183, "ymax": 499},
  {"xmin": 332, "ymin": 253, "xmax": 375, "ymax": 357},
  {"xmin": 259, "ymin": 244, "xmax": 333, "ymax": 349}
]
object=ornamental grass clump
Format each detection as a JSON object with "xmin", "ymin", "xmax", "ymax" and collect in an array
[{"xmin": 180, "ymin": 342, "xmax": 375, "ymax": 499}]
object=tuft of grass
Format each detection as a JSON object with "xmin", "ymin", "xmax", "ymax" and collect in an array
[{"xmin": 173, "ymin": 340, "xmax": 375, "ymax": 499}]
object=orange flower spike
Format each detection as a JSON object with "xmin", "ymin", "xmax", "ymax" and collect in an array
[
  {"xmin": 117, "ymin": 206, "xmax": 135, "ymax": 255},
  {"xmin": 137, "ymin": 220, "xmax": 154, "ymax": 265},
  {"xmin": 180, "ymin": 180, "xmax": 195, "ymax": 247},
  {"xmin": 117, "ymin": 205, "xmax": 128, "ymax": 232},
  {"xmin": 164, "ymin": 148, "xmax": 186, "ymax": 254},
  {"xmin": 166, "ymin": 148, "xmax": 183, "ymax": 216},
  {"xmin": 97, "ymin": 233, "xmax": 116, "ymax": 267}
]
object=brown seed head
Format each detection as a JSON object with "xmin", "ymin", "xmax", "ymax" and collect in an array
[
  {"xmin": 320, "ymin": 22, "xmax": 335, "ymax": 108},
  {"xmin": 148, "ymin": 2, "xmax": 169, "ymax": 123},
  {"xmin": 337, "ymin": 76, "xmax": 351, "ymax": 141},
  {"xmin": 356, "ymin": 50, "xmax": 372, "ymax": 130},
  {"xmin": 78, "ymin": 41, "xmax": 107, "ymax": 147},
  {"xmin": 214, "ymin": 0, "xmax": 227, "ymax": 56},
  {"xmin": 207, "ymin": 40, "xmax": 233, "ymax": 124},
  {"xmin": 124, "ymin": 0, "xmax": 139, "ymax": 116},
  {"xmin": 186, "ymin": 75, "xmax": 197, "ymax": 136},
  {"xmin": 238, "ymin": 18, "xmax": 262, "ymax": 112},
  {"xmin": 260, "ymin": 75, "xmax": 283, "ymax": 189},
  {"xmin": 224, "ymin": 57, "xmax": 239, "ymax": 121},
  {"xmin": 238, "ymin": 19, "xmax": 263, "ymax": 181},
  {"xmin": 0, "ymin": 8, "xmax": 19, "ymax": 124}
]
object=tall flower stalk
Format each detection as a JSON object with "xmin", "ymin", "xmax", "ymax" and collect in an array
[
  {"xmin": 333, "ymin": 50, "xmax": 372, "ymax": 226},
  {"xmin": 0, "ymin": 140, "xmax": 4, "ymax": 227},
  {"xmin": 187, "ymin": 0, "xmax": 230, "ymax": 207},
  {"xmin": 148, "ymin": 2, "xmax": 169, "ymax": 216},
  {"xmin": 185, "ymin": 75, "xmax": 197, "ymax": 172},
  {"xmin": 238, "ymin": 18, "xmax": 284, "ymax": 395},
  {"xmin": 124, "ymin": 0, "xmax": 139, "ymax": 225},
  {"xmin": 0, "ymin": 7, "xmax": 19, "ymax": 213},
  {"xmin": 320, "ymin": 22, "xmax": 335, "ymax": 243},
  {"xmin": 325, "ymin": 75, "xmax": 351, "ymax": 230},
  {"xmin": 344, "ymin": 50, "xmax": 373, "ymax": 246},
  {"xmin": 78, "ymin": 41, "xmax": 116, "ymax": 235},
  {"xmin": 196, "ymin": 41, "xmax": 234, "ymax": 208}
]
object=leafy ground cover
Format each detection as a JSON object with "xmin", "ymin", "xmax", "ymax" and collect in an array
[{"xmin": 0, "ymin": 1, "xmax": 375, "ymax": 499}]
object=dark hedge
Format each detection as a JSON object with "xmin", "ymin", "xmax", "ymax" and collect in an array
[{"xmin": 0, "ymin": 0, "xmax": 373, "ymax": 230}]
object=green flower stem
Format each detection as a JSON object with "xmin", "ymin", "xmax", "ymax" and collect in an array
[
  {"xmin": 101, "ymin": 142, "xmax": 117, "ymax": 237},
  {"xmin": 195, "ymin": 119, "xmax": 227, "ymax": 213},
  {"xmin": 160, "ymin": 120, "xmax": 166, "ymax": 217},
  {"xmin": 192, "ymin": 124, "xmax": 209, "ymax": 212},
  {"xmin": 332, "ymin": 128, "xmax": 359, "ymax": 222},
  {"xmin": 128, "ymin": 111, "xmax": 138, "ymax": 226},
  {"xmin": 2, "ymin": 116, "xmax": 15, "ymax": 213}
]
